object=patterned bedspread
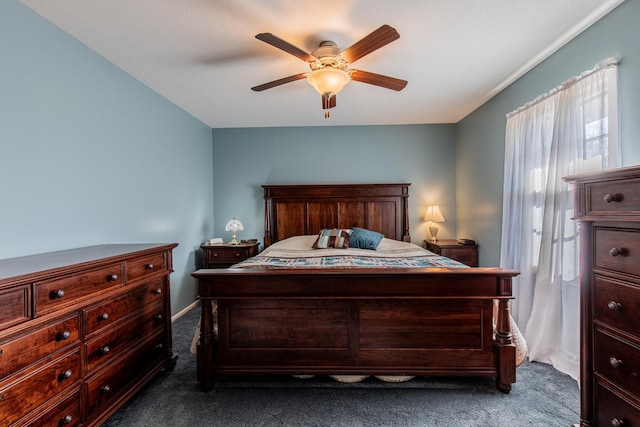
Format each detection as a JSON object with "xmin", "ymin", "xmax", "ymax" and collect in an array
[{"xmin": 231, "ymin": 235, "xmax": 468, "ymax": 269}]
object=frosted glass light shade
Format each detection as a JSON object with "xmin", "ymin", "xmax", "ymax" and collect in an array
[{"xmin": 307, "ymin": 68, "xmax": 350, "ymax": 96}]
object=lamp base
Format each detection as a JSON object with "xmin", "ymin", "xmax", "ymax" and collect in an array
[
  {"xmin": 428, "ymin": 224, "xmax": 439, "ymax": 242},
  {"xmin": 229, "ymin": 232, "xmax": 239, "ymax": 245}
]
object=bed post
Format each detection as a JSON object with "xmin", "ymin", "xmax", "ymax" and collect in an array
[
  {"xmin": 402, "ymin": 184, "xmax": 410, "ymax": 242},
  {"xmin": 495, "ymin": 276, "xmax": 516, "ymax": 393},
  {"xmin": 264, "ymin": 187, "xmax": 272, "ymax": 248},
  {"xmin": 197, "ymin": 297, "xmax": 215, "ymax": 390}
]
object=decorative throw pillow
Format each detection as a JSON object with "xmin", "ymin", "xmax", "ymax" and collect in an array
[
  {"xmin": 312, "ymin": 228, "xmax": 352, "ymax": 249},
  {"xmin": 348, "ymin": 227, "xmax": 384, "ymax": 250}
]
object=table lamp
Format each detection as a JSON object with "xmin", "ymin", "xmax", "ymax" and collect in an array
[
  {"xmin": 424, "ymin": 205, "xmax": 445, "ymax": 242},
  {"xmin": 225, "ymin": 217, "xmax": 243, "ymax": 245}
]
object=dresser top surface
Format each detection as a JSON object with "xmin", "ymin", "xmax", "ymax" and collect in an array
[
  {"xmin": 563, "ymin": 164, "xmax": 640, "ymax": 183},
  {"xmin": 0, "ymin": 243, "xmax": 177, "ymax": 284}
]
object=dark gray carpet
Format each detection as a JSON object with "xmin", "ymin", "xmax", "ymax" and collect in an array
[{"xmin": 103, "ymin": 306, "xmax": 580, "ymax": 426}]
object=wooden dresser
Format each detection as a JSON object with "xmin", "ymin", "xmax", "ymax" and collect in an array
[
  {"xmin": 565, "ymin": 166, "xmax": 640, "ymax": 427},
  {"xmin": 0, "ymin": 243, "xmax": 178, "ymax": 427}
]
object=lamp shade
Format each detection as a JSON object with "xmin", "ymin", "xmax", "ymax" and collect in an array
[
  {"xmin": 307, "ymin": 68, "xmax": 350, "ymax": 96},
  {"xmin": 424, "ymin": 206, "xmax": 445, "ymax": 223},
  {"xmin": 225, "ymin": 218, "xmax": 243, "ymax": 232}
]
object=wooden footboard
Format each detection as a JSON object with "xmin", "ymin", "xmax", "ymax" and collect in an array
[{"xmin": 193, "ymin": 268, "xmax": 518, "ymax": 392}]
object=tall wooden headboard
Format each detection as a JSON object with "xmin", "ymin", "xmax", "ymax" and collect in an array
[{"xmin": 262, "ymin": 183, "xmax": 411, "ymax": 247}]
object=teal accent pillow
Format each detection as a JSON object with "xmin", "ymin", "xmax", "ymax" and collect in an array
[
  {"xmin": 312, "ymin": 228, "xmax": 352, "ymax": 249},
  {"xmin": 348, "ymin": 227, "xmax": 384, "ymax": 250}
]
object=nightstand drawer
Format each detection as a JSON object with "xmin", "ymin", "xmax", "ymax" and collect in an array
[
  {"xmin": 201, "ymin": 242, "xmax": 259, "ymax": 268},
  {"xmin": 205, "ymin": 247, "xmax": 251, "ymax": 262},
  {"xmin": 425, "ymin": 240, "xmax": 478, "ymax": 267}
]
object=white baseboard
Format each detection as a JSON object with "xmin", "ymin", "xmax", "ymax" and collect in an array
[{"xmin": 171, "ymin": 300, "xmax": 199, "ymax": 322}]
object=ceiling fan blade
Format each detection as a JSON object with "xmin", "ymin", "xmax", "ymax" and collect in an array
[
  {"xmin": 349, "ymin": 70, "xmax": 407, "ymax": 91},
  {"xmin": 255, "ymin": 33, "xmax": 315, "ymax": 62},
  {"xmin": 251, "ymin": 73, "xmax": 308, "ymax": 92},
  {"xmin": 340, "ymin": 25, "xmax": 400, "ymax": 63}
]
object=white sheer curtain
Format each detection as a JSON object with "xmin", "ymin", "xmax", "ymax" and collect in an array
[{"xmin": 500, "ymin": 58, "xmax": 619, "ymax": 381}]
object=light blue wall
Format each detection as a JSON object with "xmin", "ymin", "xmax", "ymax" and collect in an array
[
  {"xmin": 3, "ymin": 0, "xmax": 637, "ymax": 313},
  {"xmin": 212, "ymin": 125, "xmax": 457, "ymax": 245},
  {"xmin": 457, "ymin": 0, "xmax": 639, "ymax": 266},
  {"xmin": 0, "ymin": 1, "xmax": 214, "ymax": 313}
]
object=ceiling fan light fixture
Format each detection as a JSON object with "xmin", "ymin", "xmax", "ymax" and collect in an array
[{"xmin": 306, "ymin": 68, "xmax": 350, "ymax": 97}]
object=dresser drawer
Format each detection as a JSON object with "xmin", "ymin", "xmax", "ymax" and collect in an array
[
  {"xmin": 594, "ymin": 276, "xmax": 640, "ymax": 335},
  {"xmin": 86, "ymin": 332, "xmax": 165, "ymax": 416},
  {"xmin": 595, "ymin": 329, "xmax": 640, "ymax": 398},
  {"xmin": 0, "ymin": 349, "xmax": 80, "ymax": 426},
  {"xmin": 0, "ymin": 314, "xmax": 79, "ymax": 380},
  {"xmin": 21, "ymin": 387, "xmax": 81, "ymax": 427},
  {"xmin": 34, "ymin": 263, "xmax": 123, "ymax": 316},
  {"xmin": 596, "ymin": 382, "xmax": 640, "ymax": 427},
  {"xmin": 587, "ymin": 178, "xmax": 640, "ymax": 215},
  {"xmin": 126, "ymin": 252, "xmax": 167, "ymax": 283},
  {"xmin": 85, "ymin": 301, "xmax": 165, "ymax": 373},
  {"xmin": 594, "ymin": 228, "xmax": 640, "ymax": 277},
  {"xmin": 85, "ymin": 279, "xmax": 165, "ymax": 335},
  {"xmin": 0, "ymin": 285, "xmax": 30, "ymax": 331}
]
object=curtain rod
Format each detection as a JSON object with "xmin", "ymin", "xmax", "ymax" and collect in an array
[{"xmin": 506, "ymin": 57, "xmax": 619, "ymax": 119}]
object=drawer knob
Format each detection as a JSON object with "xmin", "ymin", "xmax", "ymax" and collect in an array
[
  {"xmin": 607, "ymin": 301, "xmax": 622, "ymax": 311},
  {"xmin": 99, "ymin": 345, "xmax": 110, "ymax": 355},
  {"xmin": 154, "ymin": 313, "xmax": 163, "ymax": 321},
  {"xmin": 107, "ymin": 273, "xmax": 118, "ymax": 282},
  {"xmin": 50, "ymin": 289, "xmax": 65, "ymax": 299},
  {"xmin": 609, "ymin": 356, "xmax": 623, "ymax": 369},
  {"xmin": 60, "ymin": 415, "xmax": 73, "ymax": 425},
  {"xmin": 98, "ymin": 312, "xmax": 109, "ymax": 321},
  {"xmin": 100, "ymin": 384, "xmax": 111, "ymax": 394},
  {"xmin": 603, "ymin": 193, "xmax": 622, "ymax": 203},
  {"xmin": 153, "ymin": 288, "xmax": 162, "ymax": 295},
  {"xmin": 145, "ymin": 263, "xmax": 154, "ymax": 270},
  {"xmin": 608, "ymin": 247, "xmax": 622, "ymax": 257},
  {"xmin": 235, "ymin": 253, "xmax": 241, "ymax": 257},
  {"xmin": 56, "ymin": 330, "xmax": 71, "ymax": 341},
  {"xmin": 610, "ymin": 418, "xmax": 625, "ymax": 427},
  {"xmin": 59, "ymin": 369, "xmax": 73, "ymax": 381},
  {"xmin": 213, "ymin": 253, "xmax": 219, "ymax": 257}
]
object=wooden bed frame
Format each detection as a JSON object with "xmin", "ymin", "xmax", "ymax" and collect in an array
[{"xmin": 193, "ymin": 183, "xmax": 519, "ymax": 392}]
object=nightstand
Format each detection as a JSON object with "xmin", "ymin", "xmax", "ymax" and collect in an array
[
  {"xmin": 200, "ymin": 241, "xmax": 259, "ymax": 268},
  {"xmin": 424, "ymin": 239, "xmax": 478, "ymax": 267}
]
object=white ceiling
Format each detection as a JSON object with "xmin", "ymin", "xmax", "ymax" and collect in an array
[{"xmin": 21, "ymin": 0, "xmax": 624, "ymax": 129}]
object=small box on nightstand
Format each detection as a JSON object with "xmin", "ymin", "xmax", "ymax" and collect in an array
[{"xmin": 424, "ymin": 239, "xmax": 478, "ymax": 267}]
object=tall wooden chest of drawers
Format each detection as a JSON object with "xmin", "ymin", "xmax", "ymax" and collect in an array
[
  {"xmin": 0, "ymin": 243, "xmax": 178, "ymax": 426},
  {"xmin": 565, "ymin": 166, "xmax": 640, "ymax": 427}
]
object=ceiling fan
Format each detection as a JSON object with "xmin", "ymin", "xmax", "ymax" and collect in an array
[{"xmin": 251, "ymin": 25, "xmax": 407, "ymax": 118}]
